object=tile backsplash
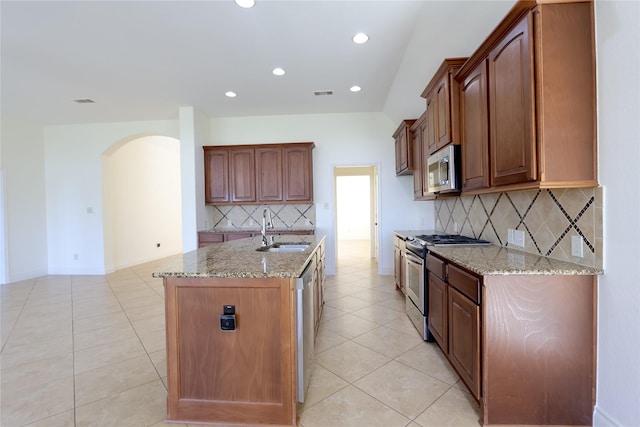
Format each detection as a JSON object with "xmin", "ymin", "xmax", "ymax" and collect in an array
[
  {"xmin": 206, "ymin": 204, "xmax": 315, "ymax": 230},
  {"xmin": 434, "ymin": 188, "xmax": 603, "ymax": 268}
]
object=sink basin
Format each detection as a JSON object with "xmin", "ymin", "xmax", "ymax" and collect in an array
[{"xmin": 256, "ymin": 243, "xmax": 310, "ymax": 253}]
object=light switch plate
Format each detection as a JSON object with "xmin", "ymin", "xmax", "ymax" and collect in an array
[{"xmin": 507, "ymin": 229, "xmax": 515, "ymax": 244}]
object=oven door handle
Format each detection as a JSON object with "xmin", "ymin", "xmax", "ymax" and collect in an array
[{"xmin": 405, "ymin": 251, "xmax": 424, "ymax": 267}]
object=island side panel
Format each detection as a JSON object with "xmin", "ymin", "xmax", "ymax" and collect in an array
[
  {"xmin": 164, "ymin": 276, "xmax": 297, "ymax": 426},
  {"xmin": 482, "ymin": 274, "xmax": 596, "ymax": 426}
]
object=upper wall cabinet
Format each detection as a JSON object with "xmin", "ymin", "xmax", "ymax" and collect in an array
[
  {"xmin": 421, "ymin": 58, "xmax": 468, "ymax": 156},
  {"xmin": 283, "ymin": 144, "xmax": 314, "ymax": 202},
  {"xmin": 204, "ymin": 142, "xmax": 314, "ymax": 205},
  {"xmin": 456, "ymin": 0, "xmax": 597, "ymax": 193},
  {"xmin": 393, "ymin": 119, "xmax": 416, "ymax": 176}
]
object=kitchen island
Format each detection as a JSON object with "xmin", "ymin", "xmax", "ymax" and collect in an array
[{"xmin": 153, "ymin": 234, "xmax": 325, "ymax": 427}]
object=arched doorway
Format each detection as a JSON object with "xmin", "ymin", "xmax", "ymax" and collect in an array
[{"xmin": 102, "ymin": 135, "xmax": 182, "ymax": 271}]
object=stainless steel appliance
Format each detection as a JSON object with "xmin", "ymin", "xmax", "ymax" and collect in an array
[
  {"xmin": 295, "ymin": 261, "xmax": 314, "ymax": 403},
  {"xmin": 404, "ymin": 234, "xmax": 490, "ymax": 340},
  {"xmin": 427, "ymin": 145, "xmax": 461, "ymax": 194}
]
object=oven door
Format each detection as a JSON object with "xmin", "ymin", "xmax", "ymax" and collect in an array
[{"xmin": 405, "ymin": 251, "xmax": 425, "ymax": 313}]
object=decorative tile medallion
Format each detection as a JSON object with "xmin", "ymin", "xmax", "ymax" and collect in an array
[{"xmin": 434, "ymin": 188, "xmax": 603, "ymax": 268}]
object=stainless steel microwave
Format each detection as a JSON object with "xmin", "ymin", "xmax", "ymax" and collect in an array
[{"xmin": 427, "ymin": 145, "xmax": 461, "ymax": 194}]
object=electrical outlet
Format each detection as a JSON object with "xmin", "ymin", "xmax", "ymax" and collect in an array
[
  {"xmin": 305, "ymin": 219, "xmax": 311, "ymax": 226},
  {"xmin": 249, "ymin": 219, "xmax": 254, "ymax": 226},
  {"xmin": 513, "ymin": 229, "xmax": 525, "ymax": 248},
  {"xmin": 453, "ymin": 221, "xmax": 459, "ymax": 233},
  {"xmin": 227, "ymin": 219, "xmax": 232, "ymax": 227},
  {"xmin": 571, "ymin": 235, "xmax": 584, "ymax": 257}
]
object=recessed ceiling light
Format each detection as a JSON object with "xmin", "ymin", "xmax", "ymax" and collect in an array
[
  {"xmin": 352, "ymin": 33, "xmax": 369, "ymax": 44},
  {"xmin": 272, "ymin": 67, "xmax": 286, "ymax": 76},
  {"xmin": 234, "ymin": 0, "xmax": 255, "ymax": 8},
  {"xmin": 350, "ymin": 86, "xmax": 362, "ymax": 92},
  {"xmin": 225, "ymin": 91, "xmax": 237, "ymax": 98},
  {"xmin": 73, "ymin": 98, "xmax": 95, "ymax": 103}
]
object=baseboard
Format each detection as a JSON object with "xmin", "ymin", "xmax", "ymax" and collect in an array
[
  {"xmin": 3, "ymin": 267, "xmax": 49, "ymax": 285},
  {"xmin": 593, "ymin": 406, "xmax": 621, "ymax": 427}
]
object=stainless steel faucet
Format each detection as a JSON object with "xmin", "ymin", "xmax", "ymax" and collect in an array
[{"xmin": 262, "ymin": 208, "xmax": 274, "ymax": 246}]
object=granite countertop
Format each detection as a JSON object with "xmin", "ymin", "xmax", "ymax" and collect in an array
[
  {"xmin": 199, "ymin": 228, "xmax": 315, "ymax": 233},
  {"xmin": 394, "ymin": 230, "xmax": 602, "ymax": 276},
  {"xmin": 153, "ymin": 234, "xmax": 324, "ymax": 279}
]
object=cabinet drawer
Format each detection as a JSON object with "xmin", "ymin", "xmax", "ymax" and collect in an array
[
  {"xmin": 199, "ymin": 232, "xmax": 225, "ymax": 244},
  {"xmin": 426, "ymin": 254, "xmax": 446, "ymax": 280},
  {"xmin": 447, "ymin": 264, "xmax": 480, "ymax": 304}
]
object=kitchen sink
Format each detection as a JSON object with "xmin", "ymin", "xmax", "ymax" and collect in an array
[{"xmin": 256, "ymin": 243, "xmax": 310, "ymax": 253}]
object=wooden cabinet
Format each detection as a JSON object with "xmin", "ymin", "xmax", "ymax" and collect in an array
[
  {"xmin": 393, "ymin": 119, "xmax": 416, "ymax": 176},
  {"xmin": 313, "ymin": 241, "xmax": 326, "ymax": 337},
  {"xmin": 229, "ymin": 148, "xmax": 256, "ymax": 203},
  {"xmin": 204, "ymin": 148, "xmax": 229, "ymax": 204},
  {"xmin": 455, "ymin": 1, "xmax": 597, "ymax": 193},
  {"xmin": 427, "ymin": 272, "xmax": 448, "ymax": 350},
  {"xmin": 204, "ymin": 143, "xmax": 314, "ymax": 205},
  {"xmin": 421, "ymin": 58, "xmax": 467, "ymax": 155},
  {"xmin": 256, "ymin": 147, "xmax": 283, "ymax": 202},
  {"xmin": 283, "ymin": 145, "xmax": 313, "ymax": 202},
  {"xmin": 447, "ymin": 264, "xmax": 480, "ymax": 400},
  {"xmin": 410, "ymin": 114, "xmax": 427, "ymax": 199},
  {"xmin": 198, "ymin": 230, "xmax": 313, "ymax": 248},
  {"xmin": 489, "ymin": 13, "xmax": 536, "ymax": 187},
  {"xmin": 427, "ymin": 250, "xmax": 596, "ymax": 425},
  {"xmin": 460, "ymin": 60, "xmax": 491, "ymax": 191},
  {"xmin": 163, "ymin": 276, "xmax": 297, "ymax": 426},
  {"xmin": 393, "ymin": 235, "xmax": 406, "ymax": 295},
  {"xmin": 427, "ymin": 254, "xmax": 481, "ymax": 400}
]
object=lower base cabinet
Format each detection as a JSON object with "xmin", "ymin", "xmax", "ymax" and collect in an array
[{"xmin": 427, "ymin": 253, "xmax": 596, "ymax": 426}]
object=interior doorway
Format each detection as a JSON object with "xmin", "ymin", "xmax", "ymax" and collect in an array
[{"xmin": 334, "ymin": 166, "xmax": 379, "ymax": 265}]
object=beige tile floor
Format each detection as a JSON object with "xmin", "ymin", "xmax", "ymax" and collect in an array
[{"xmin": 0, "ymin": 240, "xmax": 481, "ymax": 427}]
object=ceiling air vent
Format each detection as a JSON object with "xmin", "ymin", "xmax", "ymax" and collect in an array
[
  {"xmin": 73, "ymin": 98, "xmax": 95, "ymax": 103},
  {"xmin": 313, "ymin": 90, "xmax": 333, "ymax": 96}
]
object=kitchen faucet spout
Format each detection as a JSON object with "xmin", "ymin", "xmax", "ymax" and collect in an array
[{"xmin": 262, "ymin": 208, "xmax": 274, "ymax": 246}]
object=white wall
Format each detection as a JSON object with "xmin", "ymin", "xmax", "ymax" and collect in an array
[
  {"xmin": 44, "ymin": 120, "xmax": 179, "ymax": 274},
  {"xmin": 0, "ymin": 117, "xmax": 48, "ymax": 283},
  {"xmin": 103, "ymin": 136, "xmax": 182, "ymax": 270},
  {"xmin": 593, "ymin": 2, "xmax": 640, "ymax": 426},
  {"xmin": 209, "ymin": 112, "xmax": 433, "ymax": 275}
]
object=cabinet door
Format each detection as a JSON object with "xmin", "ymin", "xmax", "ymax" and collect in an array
[
  {"xmin": 229, "ymin": 148, "xmax": 256, "ymax": 203},
  {"xmin": 428, "ymin": 273, "xmax": 448, "ymax": 351},
  {"xmin": 395, "ymin": 131, "xmax": 410, "ymax": 174},
  {"xmin": 461, "ymin": 60, "xmax": 491, "ymax": 191},
  {"xmin": 204, "ymin": 148, "xmax": 229, "ymax": 204},
  {"xmin": 448, "ymin": 287, "xmax": 480, "ymax": 400},
  {"xmin": 393, "ymin": 244, "xmax": 401, "ymax": 290},
  {"xmin": 411, "ymin": 116, "xmax": 426, "ymax": 199},
  {"xmin": 256, "ymin": 147, "xmax": 283, "ymax": 202},
  {"xmin": 489, "ymin": 12, "xmax": 536, "ymax": 187},
  {"xmin": 435, "ymin": 76, "xmax": 451, "ymax": 149},
  {"xmin": 283, "ymin": 145, "xmax": 313, "ymax": 202},
  {"xmin": 425, "ymin": 97, "xmax": 438, "ymax": 155}
]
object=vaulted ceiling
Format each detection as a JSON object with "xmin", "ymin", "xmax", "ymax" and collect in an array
[{"xmin": 1, "ymin": 1, "xmax": 515, "ymax": 126}]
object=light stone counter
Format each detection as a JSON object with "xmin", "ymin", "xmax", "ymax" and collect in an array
[
  {"xmin": 394, "ymin": 230, "xmax": 602, "ymax": 276},
  {"xmin": 153, "ymin": 234, "xmax": 324, "ymax": 279}
]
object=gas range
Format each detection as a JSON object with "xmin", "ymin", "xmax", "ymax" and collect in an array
[{"xmin": 405, "ymin": 234, "xmax": 490, "ymax": 257}]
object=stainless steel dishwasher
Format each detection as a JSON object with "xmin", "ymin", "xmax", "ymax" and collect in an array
[{"xmin": 295, "ymin": 260, "xmax": 314, "ymax": 403}]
